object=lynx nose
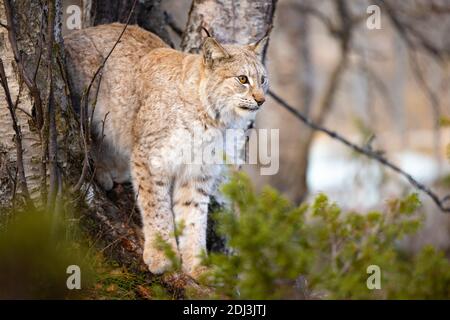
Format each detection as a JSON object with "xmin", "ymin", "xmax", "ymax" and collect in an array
[{"xmin": 253, "ymin": 95, "xmax": 265, "ymax": 106}]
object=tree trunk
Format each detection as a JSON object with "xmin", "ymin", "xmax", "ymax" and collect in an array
[
  {"xmin": 1, "ymin": 1, "xmax": 38, "ymax": 207},
  {"xmin": 182, "ymin": 0, "xmax": 276, "ymax": 54},
  {"xmin": 0, "ymin": 0, "xmax": 66, "ymax": 208},
  {"xmin": 87, "ymin": 0, "xmax": 173, "ymax": 46}
]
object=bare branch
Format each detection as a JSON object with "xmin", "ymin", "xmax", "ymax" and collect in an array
[
  {"xmin": 377, "ymin": 0, "xmax": 447, "ymax": 60},
  {"xmin": 268, "ymin": 90, "xmax": 450, "ymax": 213},
  {"xmin": 291, "ymin": 3, "xmax": 338, "ymax": 35},
  {"xmin": 0, "ymin": 58, "xmax": 33, "ymax": 207},
  {"xmin": 46, "ymin": 0, "xmax": 59, "ymax": 212},
  {"xmin": 309, "ymin": 0, "xmax": 352, "ymax": 126},
  {"xmin": 3, "ymin": 0, "xmax": 44, "ymax": 128}
]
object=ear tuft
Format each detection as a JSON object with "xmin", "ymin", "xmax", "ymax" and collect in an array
[
  {"xmin": 202, "ymin": 37, "xmax": 231, "ymax": 67},
  {"xmin": 248, "ymin": 36, "xmax": 269, "ymax": 57}
]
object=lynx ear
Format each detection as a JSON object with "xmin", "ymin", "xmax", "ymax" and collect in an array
[
  {"xmin": 202, "ymin": 37, "xmax": 230, "ymax": 67},
  {"xmin": 248, "ymin": 35, "xmax": 269, "ymax": 57}
]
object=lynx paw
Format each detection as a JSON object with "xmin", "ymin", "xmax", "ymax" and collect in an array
[{"xmin": 143, "ymin": 246, "xmax": 178, "ymax": 275}]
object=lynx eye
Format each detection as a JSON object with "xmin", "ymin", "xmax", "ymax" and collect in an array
[{"xmin": 237, "ymin": 75, "xmax": 248, "ymax": 84}]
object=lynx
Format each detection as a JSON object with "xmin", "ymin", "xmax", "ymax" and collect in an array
[{"xmin": 64, "ymin": 23, "xmax": 268, "ymax": 277}]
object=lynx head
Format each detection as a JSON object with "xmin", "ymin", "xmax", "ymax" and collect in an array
[{"xmin": 199, "ymin": 34, "xmax": 269, "ymax": 127}]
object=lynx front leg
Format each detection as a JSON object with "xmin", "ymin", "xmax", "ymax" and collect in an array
[
  {"xmin": 173, "ymin": 173, "xmax": 214, "ymax": 277},
  {"xmin": 131, "ymin": 149, "xmax": 179, "ymax": 274}
]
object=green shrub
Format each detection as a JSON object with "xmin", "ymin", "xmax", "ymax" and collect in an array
[{"xmin": 198, "ymin": 172, "xmax": 450, "ymax": 299}]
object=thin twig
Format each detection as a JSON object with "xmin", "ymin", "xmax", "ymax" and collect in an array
[
  {"xmin": 6, "ymin": 164, "xmax": 18, "ymax": 209},
  {"xmin": 268, "ymin": 90, "xmax": 450, "ymax": 213},
  {"xmin": 13, "ymin": 76, "xmax": 24, "ymax": 110},
  {"xmin": 3, "ymin": 0, "xmax": 44, "ymax": 128},
  {"xmin": 79, "ymin": 112, "xmax": 109, "ymax": 201},
  {"xmin": 56, "ymin": 51, "xmax": 79, "ymax": 127},
  {"xmin": 0, "ymin": 58, "xmax": 33, "ymax": 207},
  {"xmin": 377, "ymin": 0, "xmax": 445, "ymax": 60},
  {"xmin": 46, "ymin": 0, "xmax": 59, "ymax": 212},
  {"xmin": 72, "ymin": 0, "xmax": 138, "ymax": 192},
  {"xmin": 15, "ymin": 91, "xmax": 34, "ymax": 119}
]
